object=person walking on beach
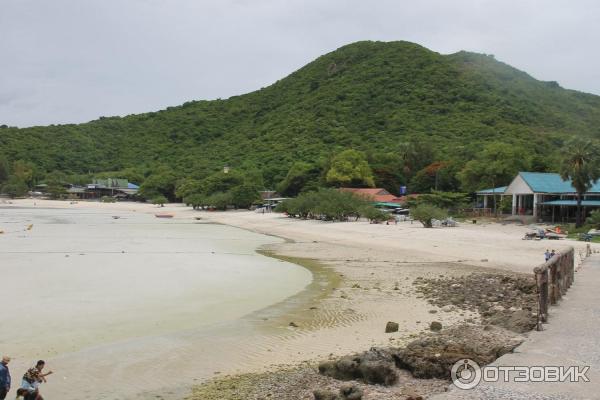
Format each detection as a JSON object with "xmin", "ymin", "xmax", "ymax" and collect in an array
[
  {"xmin": 21, "ymin": 361, "xmax": 52, "ymax": 400},
  {"xmin": 0, "ymin": 356, "xmax": 10, "ymax": 400},
  {"xmin": 550, "ymin": 249, "xmax": 556, "ymax": 259},
  {"xmin": 544, "ymin": 249, "xmax": 551, "ymax": 262}
]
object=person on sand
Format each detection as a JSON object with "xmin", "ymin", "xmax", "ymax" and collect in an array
[
  {"xmin": 15, "ymin": 388, "xmax": 37, "ymax": 400},
  {"xmin": 550, "ymin": 249, "xmax": 556, "ymax": 259},
  {"xmin": 544, "ymin": 249, "xmax": 551, "ymax": 262},
  {"xmin": 0, "ymin": 356, "xmax": 10, "ymax": 400},
  {"xmin": 21, "ymin": 361, "xmax": 52, "ymax": 400}
]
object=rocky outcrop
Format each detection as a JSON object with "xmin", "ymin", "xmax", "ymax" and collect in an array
[
  {"xmin": 318, "ymin": 348, "xmax": 398, "ymax": 386},
  {"xmin": 392, "ymin": 324, "xmax": 523, "ymax": 379}
]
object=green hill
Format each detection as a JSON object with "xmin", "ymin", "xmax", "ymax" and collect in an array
[{"xmin": 1, "ymin": 40, "xmax": 599, "ymax": 194}]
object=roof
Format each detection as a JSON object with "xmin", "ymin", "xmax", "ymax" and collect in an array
[
  {"xmin": 339, "ymin": 188, "xmax": 402, "ymax": 203},
  {"xmin": 374, "ymin": 202, "xmax": 404, "ymax": 208},
  {"xmin": 339, "ymin": 188, "xmax": 391, "ymax": 195},
  {"xmin": 92, "ymin": 178, "xmax": 130, "ymax": 189},
  {"xmin": 541, "ymin": 200, "xmax": 600, "ymax": 207},
  {"xmin": 517, "ymin": 172, "xmax": 600, "ymax": 194},
  {"xmin": 127, "ymin": 182, "xmax": 140, "ymax": 189},
  {"xmin": 476, "ymin": 186, "xmax": 507, "ymax": 194}
]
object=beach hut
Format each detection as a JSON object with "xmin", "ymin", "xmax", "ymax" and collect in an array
[{"xmin": 477, "ymin": 172, "xmax": 600, "ymax": 222}]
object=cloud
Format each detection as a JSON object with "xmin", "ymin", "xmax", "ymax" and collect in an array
[{"xmin": 1, "ymin": 0, "xmax": 598, "ymax": 127}]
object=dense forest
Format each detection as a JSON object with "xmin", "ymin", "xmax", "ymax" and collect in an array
[{"xmin": 1, "ymin": 40, "xmax": 599, "ymax": 201}]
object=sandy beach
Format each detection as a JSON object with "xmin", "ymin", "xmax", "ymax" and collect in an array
[{"xmin": 1, "ymin": 199, "xmax": 596, "ymax": 399}]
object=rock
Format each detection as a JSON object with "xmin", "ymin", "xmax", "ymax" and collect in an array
[
  {"xmin": 313, "ymin": 389, "xmax": 339, "ymax": 400},
  {"xmin": 385, "ymin": 321, "xmax": 399, "ymax": 333},
  {"xmin": 486, "ymin": 309, "xmax": 537, "ymax": 333},
  {"xmin": 441, "ymin": 305, "xmax": 455, "ymax": 312},
  {"xmin": 289, "ymin": 322, "xmax": 299, "ymax": 328},
  {"xmin": 429, "ymin": 321, "xmax": 442, "ymax": 331},
  {"xmin": 392, "ymin": 324, "xmax": 523, "ymax": 379},
  {"xmin": 428, "ymin": 309, "xmax": 438, "ymax": 314},
  {"xmin": 339, "ymin": 384, "xmax": 363, "ymax": 400},
  {"xmin": 318, "ymin": 348, "xmax": 398, "ymax": 386}
]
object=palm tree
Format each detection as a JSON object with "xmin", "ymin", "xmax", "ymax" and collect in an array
[{"xmin": 560, "ymin": 139, "xmax": 600, "ymax": 227}]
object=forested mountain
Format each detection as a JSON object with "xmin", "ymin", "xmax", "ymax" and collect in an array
[{"xmin": 1, "ymin": 40, "xmax": 599, "ymax": 197}]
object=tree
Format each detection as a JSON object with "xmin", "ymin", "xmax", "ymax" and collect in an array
[
  {"xmin": 12, "ymin": 160, "xmax": 38, "ymax": 188},
  {"xmin": 175, "ymin": 178, "xmax": 203, "ymax": 200},
  {"xmin": 326, "ymin": 149, "xmax": 375, "ymax": 188},
  {"xmin": 368, "ymin": 152, "xmax": 405, "ymax": 195},
  {"xmin": 152, "ymin": 195, "xmax": 167, "ymax": 207},
  {"xmin": 413, "ymin": 191, "xmax": 470, "ymax": 211},
  {"xmin": 45, "ymin": 171, "xmax": 68, "ymax": 199},
  {"xmin": 0, "ymin": 156, "xmax": 9, "ymax": 184},
  {"xmin": 139, "ymin": 166, "xmax": 177, "ymax": 200},
  {"xmin": 458, "ymin": 142, "xmax": 531, "ymax": 216},
  {"xmin": 410, "ymin": 161, "xmax": 460, "ymax": 193},
  {"xmin": 410, "ymin": 204, "xmax": 447, "ymax": 228},
  {"xmin": 560, "ymin": 139, "xmax": 600, "ymax": 227},
  {"xmin": 277, "ymin": 162, "xmax": 321, "ymax": 197},
  {"xmin": 398, "ymin": 140, "xmax": 435, "ymax": 181},
  {"xmin": 2, "ymin": 176, "xmax": 28, "ymax": 198},
  {"xmin": 230, "ymin": 183, "xmax": 260, "ymax": 209}
]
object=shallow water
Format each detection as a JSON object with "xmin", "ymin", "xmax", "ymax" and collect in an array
[{"xmin": 0, "ymin": 206, "xmax": 312, "ymax": 399}]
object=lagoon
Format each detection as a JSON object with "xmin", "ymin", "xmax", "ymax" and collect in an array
[{"xmin": 0, "ymin": 205, "xmax": 312, "ymax": 399}]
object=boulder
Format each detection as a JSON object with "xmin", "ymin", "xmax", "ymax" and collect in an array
[
  {"xmin": 429, "ymin": 321, "xmax": 442, "ymax": 331},
  {"xmin": 339, "ymin": 384, "xmax": 363, "ymax": 400},
  {"xmin": 385, "ymin": 321, "xmax": 399, "ymax": 333},
  {"xmin": 313, "ymin": 389, "xmax": 339, "ymax": 400},
  {"xmin": 318, "ymin": 348, "xmax": 398, "ymax": 386}
]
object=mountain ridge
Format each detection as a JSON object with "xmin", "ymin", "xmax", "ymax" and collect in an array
[{"xmin": 1, "ymin": 40, "xmax": 599, "ymax": 188}]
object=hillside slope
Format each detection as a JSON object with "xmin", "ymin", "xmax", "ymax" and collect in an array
[{"xmin": 1, "ymin": 40, "xmax": 599, "ymax": 185}]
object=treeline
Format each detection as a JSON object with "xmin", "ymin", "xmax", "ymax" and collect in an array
[{"xmin": 0, "ymin": 140, "xmax": 548, "ymax": 205}]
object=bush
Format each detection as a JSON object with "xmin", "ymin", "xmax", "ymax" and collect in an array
[
  {"xmin": 410, "ymin": 204, "xmax": 447, "ymax": 228},
  {"xmin": 361, "ymin": 206, "xmax": 390, "ymax": 223},
  {"xmin": 183, "ymin": 193, "xmax": 205, "ymax": 210},
  {"xmin": 152, "ymin": 195, "xmax": 167, "ymax": 207},
  {"xmin": 204, "ymin": 192, "xmax": 231, "ymax": 210},
  {"xmin": 2, "ymin": 176, "xmax": 28, "ymax": 198},
  {"xmin": 101, "ymin": 196, "xmax": 116, "ymax": 203},
  {"xmin": 276, "ymin": 189, "xmax": 369, "ymax": 221},
  {"xmin": 586, "ymin": 210, "xmax": 600, "ymax": 229}
]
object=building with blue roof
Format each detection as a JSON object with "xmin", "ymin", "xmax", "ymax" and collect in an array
[{"xmin": 476, "ymin": 172, "xmax": 600, "ymax": 222}]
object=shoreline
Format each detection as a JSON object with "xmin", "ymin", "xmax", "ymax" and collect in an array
[{"xmin": 3, "ymin": 199, "xmax": 598, "ymax": 399}]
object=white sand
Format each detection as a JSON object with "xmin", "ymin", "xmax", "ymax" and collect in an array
[{"xmin": 1, "ymin": 199, "xmax": 596, "ymax": 399}]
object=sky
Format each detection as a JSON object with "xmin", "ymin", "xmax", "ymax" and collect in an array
[{"xmin": 1, "ymin": 0, "xmax": 599, "ymax": 127}]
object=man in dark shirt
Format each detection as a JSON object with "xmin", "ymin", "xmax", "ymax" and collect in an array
[{"xmin": 0, "ymin": 356, "xmax": 11, "ymax": 400}]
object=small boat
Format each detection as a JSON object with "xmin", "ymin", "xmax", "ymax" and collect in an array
[
  {"xmin": 194, "ymin": 216, "xmax": 202, "ymax": 220},
  {"xmin": 112, "ymin": 216, "xmax": 120, "ymax": 219},
  {"xmin": 155, "ymin": 213, "xmax": 174, "ymax": 218}
]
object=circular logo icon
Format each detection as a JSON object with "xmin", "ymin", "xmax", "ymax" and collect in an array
[{"xmin": 451, "ymin": 359, "xmax": 482, "ymax": 390}]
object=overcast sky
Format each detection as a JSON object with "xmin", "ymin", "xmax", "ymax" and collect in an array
[{"xmin": 1, "ymin": 0, "xmax": 599, "ymax": 127}]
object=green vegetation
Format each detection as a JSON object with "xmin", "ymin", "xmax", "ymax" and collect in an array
[
  {"xmin": 2, "ymin": 41, "xmax": 600, "ymax": 200},
  {"xmin": 276, "ymin": 189, "xmax": 389, "ymax": 222},
  {"xmin": 586, "ymin": 210, "xmax": 600, "ymax": 229},
  {"xmin": 560, "ymin": 139, "xmax": 600, "ymax": 227},
  {"xmin": 410, "ymin": 204, "xmax": 447, "ymax": 228},
  {"xmin": 325, "ymin": 149, "xmax": 375, "ymax": 188},
  {"xmin": 179, "ymin": 169, "xmax": 261, "ymax": 210},
  {"xmin": 151, "ymin": 195, "xmax": 167, "ymax": 207}
]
